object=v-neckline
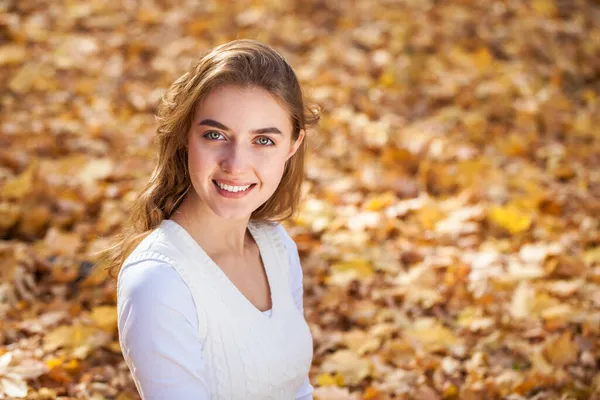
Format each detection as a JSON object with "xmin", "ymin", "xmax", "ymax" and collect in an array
[{"xmin": 163, "ymin": 219, "xmax": 276, "ymax": 320}]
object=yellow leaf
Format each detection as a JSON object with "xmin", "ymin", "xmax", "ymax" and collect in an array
[
  {"xmin": 71, "ymin": 323, "xmax": 94, "ymax": 348},
  {"xmin": 456, "ymin": 307, "xmax": 495, "ymax": 332},
  {"xmin": 320, "ymin": 350, "xmax": 371, "ymax": 385},
  {"xmin": 532, "ymin": 0, "xmax": 558, "ymax": 17},
  {"xmin": 90, "ymin": 306, "xmax": 118, "ymax": 332},
  {"xmin": 582, "ymin": 89, "xmax": 596, "ymax": 105},
  {"xmin": 573, "ymin": 112, "xmax": 592, "ymax": 138},
  {"xmin": 463, "ymin": 112, "xmax": 488, "ymax": 141},
  {"xmin": 8, "ymin": 64, "xmax": 38, "ymax": 93},
  {"xmin": 487, "ymin": 204, "xmax": 532, "ymax": 234},
  {"xmin": 1, "ymin": 162, "xmax": 37, "ymax": 200},
  {"xmin": 388, "ymin": 338, "xmax": 416, "ymax": 366},
  {"xmin": 343, "ymin": 329, "xmax": 380, "ymax": 355},
  {"xmin": 378, "ymin": 69, "xmax": 396, "ymax": 88},
  {"xmin": 417, "ymin": 204, "xmax": 446, "ymax": 231},
  {"xmin": 583, "ymin": 247, "xmax": 600, "ymax": 267},
  {"xmin": 443, "ymin": 383, "xmax": 458, "ymax": 399},
  {"xmin": 64, "ymin": 359, "xmax": 79, "ymax": 371},
  {"xmin": 44, "ymin": 323, "xmax": 96, "ymax": 353},
  {"xmin": 136, "ymin": 6, "xmax": 161, "ymax": 23},
  {"xmin": 327, "ymin": 258, "xmax": 374, "ymax": 286},
  {"xmin": 456, "ymin": 159, "xmax": 488, "ymax": 186},
  {"xmin": 331, "ymin": 259, "xmax": 374, "ymax": 279},
  {"xmin": 45, "ymin": 356, "xmax": 65, "ymax": 369},
  {"xmin": 540, "ymin": 304, "xmax": 573, "ymax": 324},
  {"xmin": 108, "ymin": 341, "xmax": 122, "ymax": 353},
  {"xmin": 544, "ymin": 331, "xmax": 579, "ymax": 366},
  {"xmin": 0, "ymin": 45, "xmax": 27, "ymax": 66},
  {"xmin": 530, "ymin": 349, "xmax": 553, "ymax": 375},
  {"xmin": 404, "ymin": 318, "xmax": 460, "ymax": 353},
  {"xmin": 457, "ymin": 307, "xmax": 477, "ymax": 326},
  {"xmin": 315, "ymin": 372, "xmax": 344, "ymax": 387},
  {"xmin": 530, "ymin": 292, "xmax": 560, "ymax": 316},
  {"xmin": 500, "ymin": 133, "xmax": 529, "ymax": 157},
  {"xmin": 0, "ymin": 202, "xmax": 20, "ymax": 233},
  {"xmin": 77, "ymin": 158, "xmax": 114, "ymax": 186},
  {"xmin": 473, "ymin": 47, "xmax": 493, "ymax": 71},
  {"xmin": 364, "ymin": 192, "xmax": 396, "ymax": 211},
  {"xmin": 9, "ymin": 63, "xmax": 58, "ymax": 92},
  {"xmin": 44, "ymin": 325, "xmax": 73, "ymax": 352}
]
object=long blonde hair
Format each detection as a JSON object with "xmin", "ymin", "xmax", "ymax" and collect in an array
[{"xmin": 100, "ymin": 39, "xmax": 319, "ymax": 279}]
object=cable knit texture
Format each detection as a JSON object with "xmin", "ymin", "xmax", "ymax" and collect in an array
[{"xmin": 117, "ymin": 219, "xmax": 313, "ymax": 399}]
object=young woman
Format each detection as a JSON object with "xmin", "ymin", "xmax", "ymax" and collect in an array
[{"xmin": 105, "ymin": 39, "xmax": 319, "ymax": 399}]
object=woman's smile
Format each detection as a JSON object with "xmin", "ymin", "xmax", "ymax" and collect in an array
[{"xmin": 212, "ymin": 179, "xmax": 257, "ymax": 198}]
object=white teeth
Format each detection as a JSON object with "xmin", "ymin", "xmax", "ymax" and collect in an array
[{"xmin": 216, "ymin": 181, "xmax": 252, "ymax": 192}]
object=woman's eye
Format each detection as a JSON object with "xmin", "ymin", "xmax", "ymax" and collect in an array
[
  {"xmin": 204, "ymin": 131, "xmax": 224, "ymax": 140},
  {"xmin": 256, "ymin": 137, "xmax": 275, "ymax": 146}
]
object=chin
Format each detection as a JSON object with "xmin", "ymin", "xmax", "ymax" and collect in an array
[{"xmin": 211, "ymin": 206, "xmax": 254, "ymax": 221}]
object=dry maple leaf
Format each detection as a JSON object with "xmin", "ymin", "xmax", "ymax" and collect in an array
[
  {"xmin": 320, "ymin": 349, "xmax": 372, "ymax": 386},
  {"xmin": 0, "ymin": 352, "xmax": 47, "ymax": 399}
]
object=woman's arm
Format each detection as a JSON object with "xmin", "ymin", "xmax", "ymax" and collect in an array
[
  {"xmin": 281, "ymin": 225, "xmax": 315, "ymax": 400},
  {"xmin": 117, "ymin": 260, "xmax": 211, "ymax": 399}
]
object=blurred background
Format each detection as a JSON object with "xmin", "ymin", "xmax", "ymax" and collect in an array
[{"xmin": 1, "ymin": 0, "xmax": 599, "ymax": 399}]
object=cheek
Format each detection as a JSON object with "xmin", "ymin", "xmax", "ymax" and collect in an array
[
  {"xmin": 187, "ymin": 144, "xmax": 212, "ymax": 172},
  {"xmin": 263, "ymin": 156, "xmax": 289, "ymax": 185}
]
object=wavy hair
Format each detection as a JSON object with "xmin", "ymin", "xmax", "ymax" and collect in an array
[{"xmin": 100, "ymin": 39, "xmax": 320, "ymax": 279}]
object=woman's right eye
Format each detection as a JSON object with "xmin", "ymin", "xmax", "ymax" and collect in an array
[{"xmin": 204, "ymin": 131, "xmax": 224, "ymax": 140}]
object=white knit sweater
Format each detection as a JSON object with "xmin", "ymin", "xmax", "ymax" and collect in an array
[{"xmin": 117, "ymin": 219, "xmax": 314, "ymax": 399}]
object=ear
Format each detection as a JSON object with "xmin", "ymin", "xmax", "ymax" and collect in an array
[{"xmin": 286, "ymin": 129, "xmax": 305, "ymax": 161}]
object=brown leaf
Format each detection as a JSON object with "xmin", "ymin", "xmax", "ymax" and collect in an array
[
  {"xmin": 543, "ymin": 331, "xmax": 579, "ymax": 366},
  {"xmin": 320, "ymin": 350, "xmax": 372, "ymax": 386}
]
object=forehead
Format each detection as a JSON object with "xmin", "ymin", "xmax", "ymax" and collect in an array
[{"xmin": 194, "ymin": 85, "xmax": 292, "ymax": 133}]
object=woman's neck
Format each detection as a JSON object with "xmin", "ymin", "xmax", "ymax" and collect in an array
[{"xmin": 170, "ymin": 196, "xmax": 253, "ymax": 258}]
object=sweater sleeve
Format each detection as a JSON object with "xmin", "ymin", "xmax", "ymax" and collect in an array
[
  {"xmin": 279, "ymin": 224, "xmax": 315, "ymax": 400},
  {"xmin": 117, "ymin": 260, "xmax": 211, "ymax": 400}
]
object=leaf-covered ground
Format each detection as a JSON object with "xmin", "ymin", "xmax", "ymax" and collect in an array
[{"xmin": 1, "ymin": 0, "xmax": 599, "ymax": 399}]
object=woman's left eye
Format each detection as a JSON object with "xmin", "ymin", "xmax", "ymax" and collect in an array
[
  {"xmin": 256, "ymin": 137, "xmax": 275, "ymax": 146},
  {"xmin": 204, "ymin": 131, "xmax": 224, "ymax": 140}
]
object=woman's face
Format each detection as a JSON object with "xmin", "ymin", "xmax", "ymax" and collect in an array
[{"xmin": 186, "ymin": 85, "xmax": 304, "ymax": 221}]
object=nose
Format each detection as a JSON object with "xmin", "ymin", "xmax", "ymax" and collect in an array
[{"xmin": 219, "ymin": 143, "xmax": 250, "ymax": 174}]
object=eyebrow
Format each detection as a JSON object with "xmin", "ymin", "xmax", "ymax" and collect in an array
[{"xmin": 198, "ymin": 119, "xmax": 283, "ymax": 135}]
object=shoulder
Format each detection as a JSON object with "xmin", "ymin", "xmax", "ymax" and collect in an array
[
  {"xmin": 120, "ymin": 221, "xmax": 190, "ymax": 273},
  {"xmin": 117, "ymin": 261, "xmax": 205, "ymax": 366},
  {"xmin": 271, "ymin": 223, "xmax": 302, "ymax": 274},
  {"xmin": 272, "ymin": 223, "xmax": 298, "ymax": 253},
  {"xmin": 253, "ymin": 221, "xmax": 301, "ymax": 268},
  {"xmin": 272, "ymin": 223, "xmax": 305, "ymax": 300},
  {"xmin": 118, "ymin": 260, "xmax": 185, "ymax": 299},
  {"xmin": 117, "ymin": 260, "xmax": 196, "ymax": 326}
]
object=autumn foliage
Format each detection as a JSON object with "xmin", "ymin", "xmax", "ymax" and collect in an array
[{"xmin": 1, "ymin": 0, "xmax": 599, "ymax": 399}]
